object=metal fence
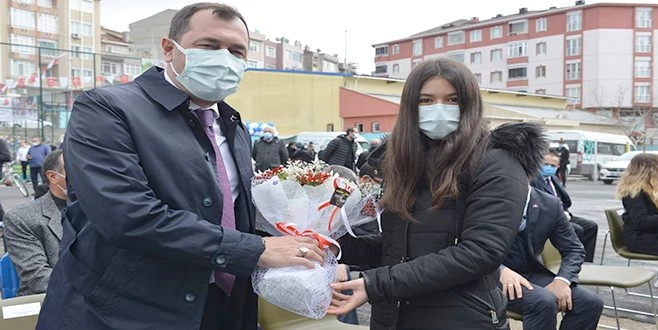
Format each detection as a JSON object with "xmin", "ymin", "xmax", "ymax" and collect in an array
[{"xmin": 0, "ymin": 41, "xmax": 147, "ymax": 146}]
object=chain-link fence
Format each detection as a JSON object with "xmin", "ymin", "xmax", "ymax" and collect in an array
[{"xmin": 0, "ymin": 41, "xmax": 147, "ymax": 150}]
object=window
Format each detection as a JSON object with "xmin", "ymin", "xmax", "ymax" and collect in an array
[
  {"xmin": 474, "ymin": 73, "xmax": 482, "ymax": 84},
  {"xmin": 265, "ymin": 64, "xmax": 276, "ymax": 69},
  {"xmin": 412, "ymin": 40, "xmax": 423, "ymax": 56},
  {"xmin": 536, "ymin": 65, "xmax": 546, "ymax": 78},
  {"xmin": 38, "ymin": 0, "xmax": 53, "ymax": 7},
  {"xmin": 265, "ymin": 46, "xmax": 276, "ymax": 58},
  {"xmin": 447, "ymin": 52, "xmax": 465, "ymax": 63},
  {"xmin": 508, "ymin": 42, "xmax": 528, "ymax": 58},
  {"xmin": 16, "ymin": 0, "xmax": 35, "ymax": 3},
  {"xmin": 38, "ymin": 40, "xmax": 57, "ymax": 56},
  {"xmin": 490, "ymin": 49, "xmax": 503, "ymax": 62},
  {"xmin": 70, "ymin": 0, "xmax": 94, "ymax": 13},
  {"xmin": 81, "ymin": 46, "xmax": 93, "ymax": 60},
  {"xmin": 535, "ymin": 89, "xmax": 547, "ymax": 94},
  {"xmin": 10, "ymin": 8, "xmax": 36, "ymax": 29},
  {"xmin": 71, "ymin": 69, "xmax": 81, "ymax": 77},
  {"xmin": 566, "ymin": 12, "xmax": 582, "ymax": 32},
  {"xmin": 102, "ymin": 62, "xmax": 118, "ymax": 74},
  {"xmin": 508, "ymin": 67, "xmax": 528, "ymax": 80},
  {"xmin": 635, "ymin": 84, "xmax": 651, "ymax": 103},
  {"xmin": 392, "ymin": 64, "xmax": 400, "ymax": 73},
  {"xmin": 490, "ymin": 71, "xmax": 503, "ymax": 83},
  {"xmin": 566, "ymin": 62, "xmax": 581, "ymax": 80},
  {"xmin": 470, "ymin": 30, "xmax": 482, "ymax": 42},
  {"xmin": 71, "ymin": 45, "xmax": 81, "ymax": 58},
  {"xmin": 536, "ymin": 42, "xmax": 547, "ymax": 55},
  {"xmin": 566, "ymin": 86, "xmax": 581, "ymax": 103},
  {"xmin": 371, "ymin": 122, "xmax": 381, "ymax": 133},
  {"xmin": 392, "ymin": 44, "xmax": 400, "ymax": 54},
  {"xmin": 470, "ymin": 52, "xmax": 482, "ymax": 64},
  {"xmin": 509, "ymin": 20, "xmax": 528, "ymax": 35},
  {"xmin": 249, "ymin": 41, "xmax": 260, "ymax": 52},
  {"xmin": 375, "ymin": 65, "xmax": 387, "ymax": 74},
  {"xmin": 447, "ymin": 31, "xmax": 465, "ymax": 45},
  {"xmin": 490, "ymin": 26, "xmax": 503, "ymax": 39},
  {"xmin": 10, "ymin": 35, "xmax": 35, "ymax": 55},
  {"xmin": 105, "ymin": 45, "xmax": 128, "ymax": 54},
  {"xmin": 124, "ymin": 63, "xmax": 141, "ymax": 76},
  {"xmin": 536, "ymin": 18, "xmax": 547, "ymax": 32},
  {"xmin": 434, "ymin": 37, "xmax": 443, "ymax": 48},
  {"xmin": 247, "ymin": 60, "xmax": 258, "ymax": 68},
  {"xmin": 10, "ymin": 60, "xmax": 35, "ymax": 77},
  {"xmin": 37, "ymin": 14, "xmax": 58, "ymax": 33},
  {"xmin": 375, "ymin": 46, "xmax": 388, "ymax": 56},
  {"xmin": 636, "ymin": 34, "xmax": 652, "ymax": 53},
  {"xmin": 70, "ymin": 22, "xmax": 80, "ymax": 35},
  {"xmin": 635, "ymin": 58, "xmax": 651, "ymax": 78},
  {"xmin": 355, "ymin": 123, "xmax": 364, "ymax": 133},
  {"xmin": 290, "ymin": 52, "xmax": 302, "ymax": 62},
  {"xmin": 326, "ymin": 123, "xmax": 334, "ymax": 132},
  {"xmin": 566, "ymin": 37, "xmax": 581, "ymax": 56},
  {"xmin": 636, "ymin": 8, "xmax": 652, "ymax": 28}
]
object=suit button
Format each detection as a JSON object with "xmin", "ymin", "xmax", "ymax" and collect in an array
[
  {"xmin": 215, "ymin": 255, "xmax": 226, "ymax": 265},
  {"xmin": 184, "ymin": 292, "xmax": 196, "ymax": 303},
  {"xmin": 202, "ymin": 197, "xmax": 213, "ymax": 207}
]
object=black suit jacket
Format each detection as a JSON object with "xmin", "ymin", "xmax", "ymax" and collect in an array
[
  {"xmin": 504, "ymin": 188, "xmax": 585, "ymax": 283},
  {"xmin": 37, "ymin": 67, "xmax": 264, "ymax": 330},
  {"xmin": 531, "ymin": 174, "xmax": 572, "ymax": 211}
]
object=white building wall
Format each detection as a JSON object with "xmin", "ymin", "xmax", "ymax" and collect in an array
[
  {"xmin": 388, "ymin": 58, "xmax": 411, "ymax": 79},
  {"xmin": 528, "ymin": 35, "xmax": 564, "ymax": 95},
  {"xmin": 582, "ymin": 29, "xmax": 634, "ymax": 108}
]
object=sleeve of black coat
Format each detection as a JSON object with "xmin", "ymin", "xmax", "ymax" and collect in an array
[
  {"xmin": 362, "ymin": 149, "xmax": 528, "ymax": 303},
  {"xmin": 63, "ymin": 90, "xmax": 264, "ymax": 275},
  {"xmin": 338, "ymin": 233, "xmax": 382, "ymax": 266},
  {"xmin": 622, "ymin": 194, "xmax": 658, "ymax": 230},
  {"xmin": 543, "ymin": 192, "xmax": 585, "ymax": 283},
  {"xmin": 0, "ymin": 139, "xmax": 12, "ymax": 163},
  {"xmin": 322, "ymin": 138, "xmax": 338, "ymax": 161},
  {"xmin": 280, "ymin": 141, "xmax": 289, "ymax": 164}
]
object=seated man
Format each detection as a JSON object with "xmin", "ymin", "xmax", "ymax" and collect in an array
[
  {"xmin": 532, "ymin": 151, "xmax": 598, "ymax": 262},
  {"xmin": 4, "ymin": 150, "xmax": 67, "ymax": 295},
  {"xmin": 501, "ymin": 185, "xmax": 603, "ymax": 330}
]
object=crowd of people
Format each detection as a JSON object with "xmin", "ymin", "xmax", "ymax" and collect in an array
[{"xmin": 0, "ymin": 3, "xmax": 656, "ymax": 330}]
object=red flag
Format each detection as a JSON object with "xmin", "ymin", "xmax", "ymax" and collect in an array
[{"xmin": 47, "ymin": 53, "xmax": 67, "ymax": 70}]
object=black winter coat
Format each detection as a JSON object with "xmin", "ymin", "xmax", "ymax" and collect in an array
[
  {"xmin": 321, "ymin": 135, "xmax": 357, "ymax": 170},
  {"xmin": 622, "ymin": 192, "xmax": 658, "ymax": 255},
  {"xmin": 341, "ymin": 148, "xmax": 528, "ymax": 329}
]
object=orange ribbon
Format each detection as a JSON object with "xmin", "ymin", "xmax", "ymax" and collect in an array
[
  {"xmin": 275, "ymin": 222, "xmax": 335, "ymax": 250},
  {"xmin": 317, "ymin": 177, "xmax": 354, "ymax": 232}
]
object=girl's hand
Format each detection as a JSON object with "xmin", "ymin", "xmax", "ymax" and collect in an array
[{"xmin": 326, "ymin": 278, "xmax": 368, "ymax": 315}]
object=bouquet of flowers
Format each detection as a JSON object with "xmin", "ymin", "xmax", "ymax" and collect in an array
[{"xmin": 251, "ymin": 160, "xmax": 381, "ymax": 319}]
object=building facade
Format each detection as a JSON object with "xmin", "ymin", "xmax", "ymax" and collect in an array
[
  {"xmin": 128, "ymin": 9, "xmax": 176, "ymax": 66},
  {"xmin": 100, "ymin": 27, "xmax": 141, "ymax": 85},
  {"xmin": 372, "ymin": 2, "xmax": 658, "ymax": 117},
  {"xmin": 303, "ymin": 47, "xmax": 340, "ymax": 73}
]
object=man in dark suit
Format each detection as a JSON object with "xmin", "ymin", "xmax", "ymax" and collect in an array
[
  {"xmin": 501, "ymin": 186, "xmax": 603, "ymax": 330},
  {"xmin": 36, "ymin": 4, "xmax": 324, "ymax": 330},
  {"xmin": 531, "ymin": 151, "xmax": 598, "ymax": 262}
]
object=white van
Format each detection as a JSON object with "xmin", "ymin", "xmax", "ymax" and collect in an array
[
  {"xmin": 282, "ymin": 131, "xmax": 370, "ymax": 155},
  {"xmin": 545, "ymin": 130, "xmax": 635, "ymax": 180}
]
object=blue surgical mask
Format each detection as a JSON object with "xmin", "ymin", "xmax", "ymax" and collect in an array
[
  {"xmin": 418, "ymin": 103, "xmax": 460, "ymax": 140},
  {"xmin": 263, "ymin": 132, "xmax": 273, "ymax": 141},
  {"xmin": 169, "ymin": 40, "xmax": 246, "ymax": 102},
  {"xmin": 539, "ymin": 165, "xmax": 557, "ymax": 178}
]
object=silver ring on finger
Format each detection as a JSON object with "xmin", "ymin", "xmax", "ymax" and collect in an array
[{"xmin": 508, "ymin": 283, "xmax": 514, "ymax": 287}]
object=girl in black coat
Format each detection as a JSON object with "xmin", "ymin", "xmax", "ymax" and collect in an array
[
  {"xmin": 616, "ymin": 153, "xmax": 658, "ymax": 255},
  {"xmin": 328, "ymin": 58, "xmax": 533, "ymax": 329}
]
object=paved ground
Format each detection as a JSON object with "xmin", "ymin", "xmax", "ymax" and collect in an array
[{"xmin": 353, "ymin": 175, "xmax": 658, "ymax": 329}]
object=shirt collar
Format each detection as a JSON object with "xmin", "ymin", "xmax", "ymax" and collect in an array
[{"xmin": 163, "ymin": 69, "xmax": 219, "ymax": 117}]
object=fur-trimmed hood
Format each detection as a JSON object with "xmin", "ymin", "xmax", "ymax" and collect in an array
[{"xmin": 490, "ymin": 123, "xmax": 548, "ymax": 179}]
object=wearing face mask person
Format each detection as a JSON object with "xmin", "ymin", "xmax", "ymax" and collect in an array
[{"xmin": 417, "ymin": 94, "xmax": 461, "ymax": 140}]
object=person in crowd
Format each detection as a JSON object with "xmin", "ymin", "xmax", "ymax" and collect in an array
[
  {"xmin": 251, "ymin": 125, "xmax": 288, "ymax": 172},
  {"xmin": 16, "ymin": 141, "xmax": 29, "ymax": 181},
  {"xmin": 307, "ymin": 141, "xmax": 317, "ymax": 159},
  {"xmin": 556, "ymin": 138, "xmax": 570, "ymax": 187},
  {"xmin": 36, "ymin": 4, "xmax": 325, "ymax": 330},
  {"xmin": 0, "ymin": 137, "xmax": 11, "ymax": 220},
  {"xmin": 616, "ymin": 153, "xmax": 658, "ymax": 255},
  {"xmin": 328, "ymin": 58, "xmax": 529, "ymax": 329},
  {"xmin": 27, "ymin": 136, "xmax": 51, "ymax": 192},
  {"xmin": 286, "ymin": 142, "xmax": 297, "ymax": 156},
  {"xmin": 3, "ymin": 150, "xmax": 66, "ymax": 296},
  {"xmin": 320, "ymin": 128, "xmax": 358, "ymax": 171},
  {"xmin": 356, "ymin": 138, "xmax": 381, "ymax": 170},
  {"xmin": 532, "ymin": 151, "xmax": 598, "ymax": 262}
]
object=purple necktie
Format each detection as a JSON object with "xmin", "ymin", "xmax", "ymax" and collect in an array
[{"xmin": 196, "ymin": 109, "xmax": 236, "ymax": 295}]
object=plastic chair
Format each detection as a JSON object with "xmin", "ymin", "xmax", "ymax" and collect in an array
[
  {"xmin": 0, "ymin": 252, "xmax": 20, "ymax": 299},
  {"xmin": 258, "ymin": 298, "xmax": 368, "ymax": 329},
  {"xmin": 601, "ymin": 208, "xmax": 658, "ymax": 266}
]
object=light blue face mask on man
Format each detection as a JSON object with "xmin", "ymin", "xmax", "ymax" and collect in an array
[
  {"xmin": 170, "ymin": 40, "xmax": 246, "ymax": 102},
  {"xmin": 418, "ymin": 103, "xmax": 461, "ymax": 140}
]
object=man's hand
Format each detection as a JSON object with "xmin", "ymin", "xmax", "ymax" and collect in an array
[
  {"xmin": 499, "ymin": 267, "xmax": 533, "ymax": 300},
  {"xmin": 257, "ymin": 236, "xmax": 325, "ymax": 269},
  {"xmin": 546, "ymin": 279, "xmax": 572, "ymax": 312}
]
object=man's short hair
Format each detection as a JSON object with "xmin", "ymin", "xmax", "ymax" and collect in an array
[
  {"xmin": 168, "ymin": 3, "xmax": 249, "ymax": 42},
  {"xmin": 346, "ymin": 127, "xmax": 356, "ymax": 135},
  {"xmin": 42, "ymin": 150, "xmax": 64, "ymax": 181}
]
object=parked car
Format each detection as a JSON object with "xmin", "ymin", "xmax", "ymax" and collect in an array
[{"xmin": 599, "ymin": 150, "xmax": 658, "ymax": 184}]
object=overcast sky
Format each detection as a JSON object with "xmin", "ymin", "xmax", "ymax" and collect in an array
[{"xmin": 101, "ymin": 0, "xmax": 644, "ymax": 74}]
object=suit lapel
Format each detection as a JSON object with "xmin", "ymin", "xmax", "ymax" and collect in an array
[
  {"xmin": 526, "ymin": 192, "xmax": 540, "ymax": 261},
  {"xmin": 42, "ymin": 194, "xmax": 63, "ymax": 241}
]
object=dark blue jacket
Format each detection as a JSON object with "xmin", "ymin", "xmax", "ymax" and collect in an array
[
  {"xmin": 27, "ymin": 143, "xmax": 51, "ymax": 167},
  {"xmin": 36, "ymin": 67, "xmax": 264, "ymax": 330}
]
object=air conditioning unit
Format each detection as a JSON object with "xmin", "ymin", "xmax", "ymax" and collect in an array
[{"xmin": 71, "ymin": 33, "xmax": 80, "ymax": 39}]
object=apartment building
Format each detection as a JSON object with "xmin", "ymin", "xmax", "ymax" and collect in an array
[
  {"xmin": 303, "ymin": 47, "xmax": 340, "ymax": 73},
  {"xmin": 100, "ymin": 27, "xmax": 141, "ymax": 85},
  {"xmin": 128, "ymin": 9, "xmax": 176, "ymax": 65},
  {"xmin": 372, "ymin": 1, "xmax": 658, "ymax": 116}
]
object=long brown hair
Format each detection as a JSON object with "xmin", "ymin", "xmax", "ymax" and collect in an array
[
  {"xmin": 380, "ymin": 58, "xmax": 490, "ymax": 220},
  {"xmin": 616, "ymin": 153, "xmax": 658, "ymax": 206}
]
